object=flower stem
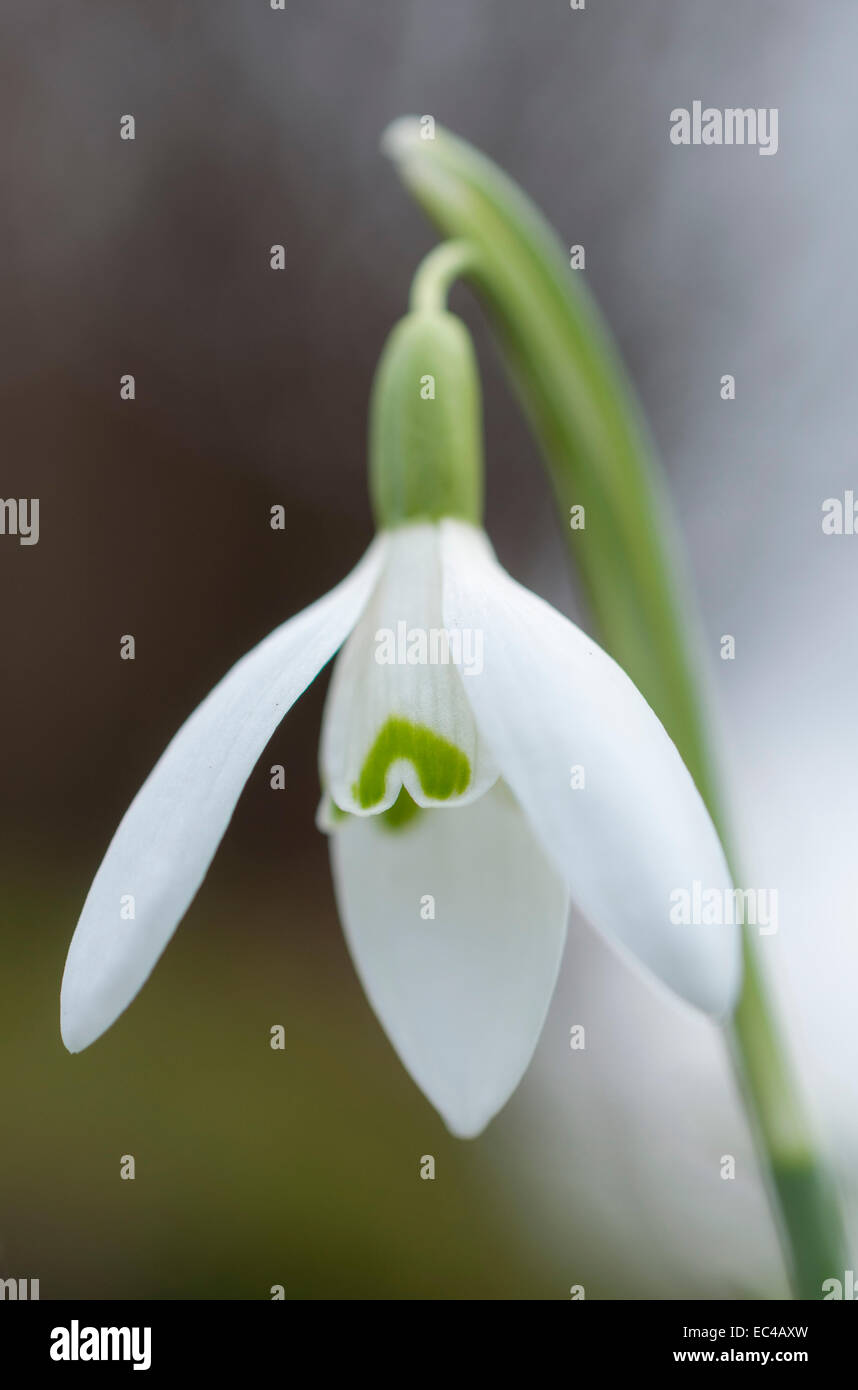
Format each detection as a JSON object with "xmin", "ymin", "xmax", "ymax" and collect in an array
[
  {"xmin": 409, "ymin": 239, "xmax": 480, "ymax": 314},
  {"xmin": 385, "ymin": 116, "xmax": 848, "ymax": 1298},
  {"xmin": 729, "ymin": 937, "xmax": 847, "ymax": 1298}
]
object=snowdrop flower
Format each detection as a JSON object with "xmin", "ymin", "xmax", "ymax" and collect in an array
[{"xmin": 62, "ymin": 302, "xmax": 740, "ymax": 1137}]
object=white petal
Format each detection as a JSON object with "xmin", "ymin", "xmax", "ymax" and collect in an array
[
  {"xmin": 330, "ymin": 782, "xmax": 569, "ymax": 1138},
  {"xmin": 61, "ymin": 538, "xmax": 386, "ymax": 1053},
  {"xmin": 440, "ymin": 520, "xmax": 741, "ymax": 1017},
  {"xmin": 320, "ymin": 522, "xmax": 498, "ymax": 815}
]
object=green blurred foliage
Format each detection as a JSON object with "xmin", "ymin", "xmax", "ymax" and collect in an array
[{"xmin": 1, "ymin": 843, "xmax": 580, "ymax": 1299}]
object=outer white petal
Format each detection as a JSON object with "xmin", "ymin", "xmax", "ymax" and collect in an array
[
  {"xmin": 440, "ymin": 520, "xmax": 741, "ymax": 1017},
  {"xmin": 330, "ymin": 781, "xmax": 569, "ymax": 1138},
  {"xmin": 321, "ymin": 522, "xmax": 498, "ymax": 815},
  {"xmin": 61, "ymin": 538, "xmax": 386, "ymax": 1053}
]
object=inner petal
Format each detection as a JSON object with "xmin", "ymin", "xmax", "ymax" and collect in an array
[{"xmin": 320, "ymin": 522, "xmax": 498, "ymax": 817}]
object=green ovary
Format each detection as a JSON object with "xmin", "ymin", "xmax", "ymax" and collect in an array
[{"xmin": 352, "ymin": 716, "xmax": 471, "ymax": 810}]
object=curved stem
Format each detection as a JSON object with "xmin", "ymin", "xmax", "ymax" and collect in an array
[
  {"xmin": 409, "ymin": 239, "xmax": 481, "ymax": 314},
  {"xmin": 385, "ymin": 116, "xmax": 848, "ymax": 1299}
]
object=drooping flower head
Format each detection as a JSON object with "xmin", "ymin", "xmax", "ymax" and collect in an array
[{"xmin": 62, "ymin": 284, "xmax": 740, "ymax": 1137}]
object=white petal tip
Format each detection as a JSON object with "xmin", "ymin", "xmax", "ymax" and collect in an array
[
  {"xmin": 60, "ymin": 998, "xmax": 102, "ymax": 1054},
  {"xmin": 60, "ymin": 962, "xmax": 130, "ymax": 1055},
  {"xmin": 655, "ymin": 924, "xmax": 743, "ymax": 1021},
  {"xmin": 380, "ymin": 116, "xmax": 422, "ymax": 162},
  {"xmin": 60, "ymin": 1021, "xmax": 85, "ymax": 1055},
  {"xmin": 705, "ymin": 949, "xmax": 744, "ymax": 1021},
  {"xmin": 440, "ymin": 1106, "xmax": 496, "ymax": 1142}
]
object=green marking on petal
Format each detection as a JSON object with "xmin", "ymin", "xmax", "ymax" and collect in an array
[
  {"xmin": 352, "ymin": 716, "xmax": 471, "ymax": 808},
  {"xmin": 380, "ymin": 787, "xmax": 421, "ymax": 831}
]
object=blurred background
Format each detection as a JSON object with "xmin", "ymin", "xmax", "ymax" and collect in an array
[{"xmin": 1, "ymin": 0, "xmax": 856, "ymax": 1298}]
